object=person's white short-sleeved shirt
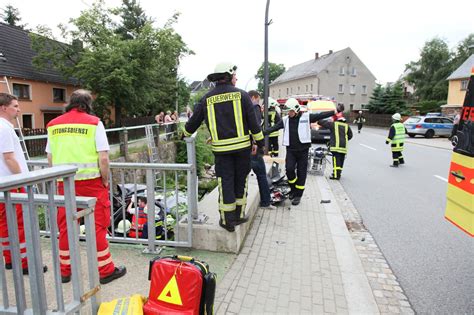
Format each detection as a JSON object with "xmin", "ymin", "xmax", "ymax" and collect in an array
[
  {"xmin": 0, "ymin": 117, "xmax": 29, "ymax": 177},
  {"xmin": 45, "ymin": 120, "xmax": 110, "ymax": 153}
]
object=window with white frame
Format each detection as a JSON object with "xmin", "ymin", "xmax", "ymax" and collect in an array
[
  {"xmin": 298, "ymin": 86, "xmax": 300, "ymax": 92},
  {"xmin": 339, "ymin": 66, "xmax": 345, "ymax": 75},
  {"xmin": 12, "ymin": 83, "xmax": 31, "ymax": 100},
  {"xmin": 461, "ymin": 80, "xmax": 468, "ymax": 90},
  {"xmin": 351, "ymin": 67, "xmax": 357, "ymax": 76},
  {"xmin": 350, "ymin": 85, "xmax": 356, "ymax": 94},
  {"xmin": 362, "ymin": 85, "xmax": 367, "ymax": 95},
  {"xmin": 310, "ymin": 83, "xmax": 313, "ymax": 91},
  {"xmin": 305, "ymin": 85, "xmax": 308, "ymax": 92},
  {"xmin": 279, "ymin": 89, "xmax": 281, "ymax": 97},
  {"xmin": 287, "ymin": 87, "xmax": 289, "ymax": 95},
  {"xmin": 338, "ymin": 84, "xmax": 344, "ymax": 93}
]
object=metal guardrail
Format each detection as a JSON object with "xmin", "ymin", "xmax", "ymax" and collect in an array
[
  {"xmin": 27, "ymin": 134, "xmax": 198, "ymax": 254},
  {"xmin": 0, "ymin": 166, "xmax": 100, "ymax": 315}
]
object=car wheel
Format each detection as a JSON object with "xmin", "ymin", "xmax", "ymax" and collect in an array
[
  {"xmin": 408, "ymin": 133, "xmax": 415, "ymax": 138},
  {"xmin": 425, "ymin": 129, "xmax": 435, "ymax": 138}
]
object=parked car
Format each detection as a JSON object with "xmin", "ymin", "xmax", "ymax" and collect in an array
[
  {"xmin": 308, "ymin": 100, "xmax": 336, "ymax": 143},
  {"xmin": 403, "ymin": 115, "xmax": 454, "ymax": 138}
]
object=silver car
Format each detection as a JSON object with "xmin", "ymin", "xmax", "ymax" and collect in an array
[{"xmin": 403, "ymin": 115, "xmax": 454, "ymax": 138}]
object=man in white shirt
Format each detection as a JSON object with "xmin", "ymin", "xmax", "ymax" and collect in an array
[{"xmin": 0, "ymin": 93, "xmax": 47, "ymax": 274}]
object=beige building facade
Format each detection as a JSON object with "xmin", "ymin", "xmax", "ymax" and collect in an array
[
  {"xmin": 269, "ymin": 47, "xmax": 376, "ymax": 111},
  {"xmin": 444, "ymin": 54, "xmax": 473, "ymax": 117}
]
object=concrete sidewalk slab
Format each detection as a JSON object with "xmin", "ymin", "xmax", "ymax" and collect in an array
[{"xmin": 214, "ymin": 173, "xmax": 379, "ymax": 314}]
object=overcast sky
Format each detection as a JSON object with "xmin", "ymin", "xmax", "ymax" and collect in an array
[{"xmin": 1, "ymin": 0, "xmax": 473, "ymax": 90}]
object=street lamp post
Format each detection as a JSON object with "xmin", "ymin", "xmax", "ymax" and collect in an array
[{"xmin": 263, "ymin": 0, "xmax": 271, "ymax": 154}]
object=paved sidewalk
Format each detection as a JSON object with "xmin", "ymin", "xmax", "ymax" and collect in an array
[{"xmin": 215, "ymin": 166, "xmax": 415, "ymax": 314}]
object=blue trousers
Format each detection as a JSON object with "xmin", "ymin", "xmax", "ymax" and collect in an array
[{"xmin": 250, "ymin": 154, "xmax": 271, "ymax": 207}]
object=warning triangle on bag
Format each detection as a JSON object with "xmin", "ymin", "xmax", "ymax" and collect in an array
[{"xmin": 158, "ymin": 275, "xmax": 183, "ymax": 306}]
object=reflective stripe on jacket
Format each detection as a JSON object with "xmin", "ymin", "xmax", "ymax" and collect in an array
[
  {"xmin": 47, "ymin": 109, "xmax": 100, "ymax": 181},
  {"xmin": 184, "ymin": 83, "xmax": 264, "ymax": 154},
  {"xmin": 330, "ymin": 121, "xmax": 350, "ymax": 154},
  {"xmin": 387, "ymin": 122, "xmax": 406, "ymax": 152}
]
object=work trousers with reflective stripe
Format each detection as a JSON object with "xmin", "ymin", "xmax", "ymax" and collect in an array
[
  {"xmin": 286, "ymin": 149, "xmax": 309, "ymax": 197},
  {"xmin": 215, "ymin": 149, "xmax": 251, "ymax": 223},
  {"xmin": 57, "ymin": 178, "xmax": 115, "ymax": 278},
  {"xmin": 332, "ymin": 152, "xmax": 346, "ymax": 179},
  {"xmin": 0, "ymin": 188, "xmax": 27, "ymax": 268},
  {"xmin": 269, "ymin": 136, "xmax": 279, "ymax": 157},
  {"xmin": 392, "ymin": 151, "xmax": 404, "ymax": 165}
]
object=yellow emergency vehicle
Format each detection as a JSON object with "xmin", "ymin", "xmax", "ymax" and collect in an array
[{"xmin": 445, "ymin": 66, "xmax": 474, "ymax": 237}]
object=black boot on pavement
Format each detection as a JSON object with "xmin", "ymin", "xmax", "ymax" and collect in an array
[
  {"xmin": 329, "ymin": 175, "xmax": 339, "ymax": 180},
  {"xmin": 100, "ymin": 266, "xmax": 127, "ymax": 285},
  {"xmin": 291, "ymin": 197, "xmax": 301, "ymax": 206},
  {"xmin": 61, "ymin": 275, "xmax": 71, "ymax": 283},
  {"xmin": 389, "ymin": 164, "xmax": 399, "ymax": 168}
]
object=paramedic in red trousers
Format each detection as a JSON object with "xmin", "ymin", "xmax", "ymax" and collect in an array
[
  {"xmin": 263, "ymin": 98, "xmax": 335, "ymax": 205},
  {"xmin": 319, "ymin": 104, "xmax": 353, "ymax": 180},
  {"xmin": 386, "ymin": 113, "xmax": 407, "ymax": 167},
  {"xmin": 0, "ymin": 93, "xmax": 48, "ymax": 274},
  {"xmin": 46, "ymin": 90, "xmax": 126, "ymax": 284},
  {"xmin": 183, "ymin": 63, "xmax": 264, "ymax": 232}
]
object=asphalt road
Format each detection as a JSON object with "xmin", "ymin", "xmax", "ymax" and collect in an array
[{"xmin": 336, "ymin": 126, "xmax": 473, "ymax": 315}]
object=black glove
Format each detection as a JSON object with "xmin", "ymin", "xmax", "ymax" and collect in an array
[{"xmin": 385, "ymin": 140, "xmax": 389, "ymax": 144}]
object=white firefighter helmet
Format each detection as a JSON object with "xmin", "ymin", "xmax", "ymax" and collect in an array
[
  {"xmin": 359, "ymin": 110, "xmax": 363, "ymax": 114},
  {"xmin": 115, "ymin": 220, "xmax": 131, "ymax": 234},
  {"xmin": 268, "ymin": 97, "xmax": 279, "ymax": 108},
  {"xmin": 392, "ymin": 113, "xmax": 401, "ymax": 121},
  {"xmin": 285, "ymin": 98, "xmax": 300, "ymax": 113},
  {"xmin": 207, "ymin": 62, "xmax": 237, "ymax": 81}
]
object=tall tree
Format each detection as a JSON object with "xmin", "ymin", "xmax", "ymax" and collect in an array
[
  {"xmin": 255, "ymin": 62, "xmax": 286, "ymax": 94},
  {"xmin": 367, "ymin": 84, "xmax": 384, "ymax": 113},
  {"xmin": 405, "ymin": 38, "xmax": 451, "ymax": 101},
  {"xmin": 1, "ymin": 4, "xmax": 25, "ymax": 28},
  {"xmin": 31, "ymin": 0, "xmax": 191, "ymax": 125},
  {"xmin": 115, "ymin": 0, "xmax": 150, "ymax": 40},
  {"xmin": 450, "ymin": 33, "xmax": 474, "ymax": 71}
]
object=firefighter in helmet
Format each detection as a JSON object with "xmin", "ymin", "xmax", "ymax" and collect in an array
[
  {"xmin": 319, "ymin": 103, "xmax": 353, "ymax": 180},
  {"xmin": 263, "ymin": 98, "xmax": 335, "ymax": 205},
  {"xmin": 354, "ymin": 110, "xmax": 366, "ymax": 133},
  {"xmin": 267, "ymin": 97, "xmax": 282, "ymax": 157},
  {"xmin": 183, "ymin": 63, "xmax": 264, "ymax": 232},
  {"xmin": 386, "ymin": 113, "xmax": 407, "ymax": 167}
]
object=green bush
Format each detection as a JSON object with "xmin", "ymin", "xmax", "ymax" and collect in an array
[
  {"xmin": 415, "ymin": 100, "xmax": 443, "ymax": 115},
  {"xmin": 175, "ymin": 126, "xmax": 214, "ymax": 177}
]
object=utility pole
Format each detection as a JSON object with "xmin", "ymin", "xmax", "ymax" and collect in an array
[{"xmin": 263, "ymin": 0, "xmax": 271, "ymax": 154}]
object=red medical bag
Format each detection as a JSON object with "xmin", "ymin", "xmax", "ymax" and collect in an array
[{"xmin": 143, "ymin": 255, "xmax": 216, "ymax": 315}]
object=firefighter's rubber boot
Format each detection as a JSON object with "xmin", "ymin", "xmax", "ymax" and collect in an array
[
  {"xmin": 390, "ymin": 164, "xmax": 399, "ymax": 168},
  {"xmin": 219, "ymin": 211, "xmax": 235, "ymax": 232},
  {"xmin": 399, "ymin": 158, "xmax": 405, "ymax": 165},
  {"xmin": 234, "ymin": 205, "xmax": 249, "ymax": 226},
  {"xmin": 292, "ymin": 197, "xmax": 301, "ymax": 205}
]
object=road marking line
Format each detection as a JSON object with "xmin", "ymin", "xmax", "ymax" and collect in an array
[
  {"xmin": 434, "ymin": 175, "xmax": 448, "ymax": 182},
  {"xmin": 360, "ymin": 143, "xmax": 377, "ymax": 151}
]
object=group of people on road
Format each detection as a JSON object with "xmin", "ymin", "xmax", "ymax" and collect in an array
[{"xmin": 0, "ymin": 64, "xmax": 409, "ymax": 293}]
